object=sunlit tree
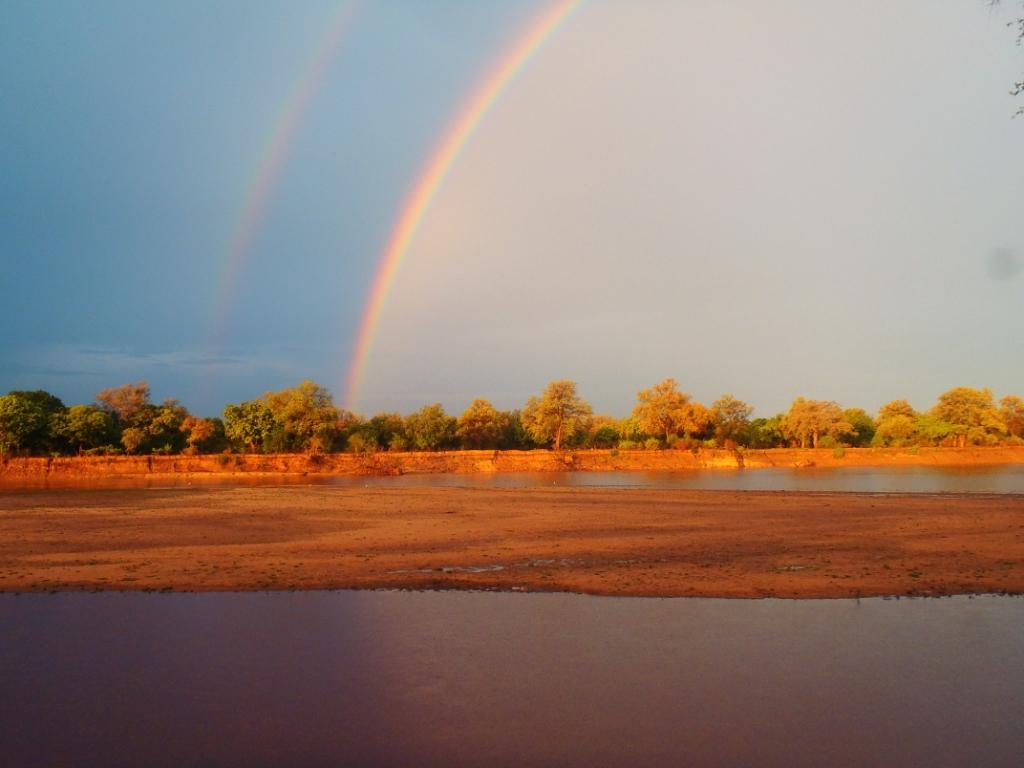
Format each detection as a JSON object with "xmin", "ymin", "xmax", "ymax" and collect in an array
[
  {"xmin": 56, "ymin": 404, "xmax": 116, "ymax": 453},
  {"xmin": 223, "ymin": 400, "xmax": 276, "ymax": 453},
  {"xmin": 144, "ymin": 399, "xmax": 189, "ymax": 453},
  {"xmin": 633, "ymin": 378, "xmax": 710, "ymax": 442},
  {"xmin": 782, "ymin": 398, "xmax": 852, "ymax": 449},
  {"xmin": 0, "ymin": 390, "xmax": 65, "ymax": 454},
  {"xmin": 120, "ymin": 427, "xmax": 145, "ymax": 454},
  {"xmin": 879, "ymin": 399, "xmax": 917, "ymax": 422},
  {"xmin": 711, "ymin": 394, "xmax": 754, "ymax": 445},
  {"xmin": 914, "ymin": 414, "xmax": 954, "ymax": 446},
  {"xmin": 522, "ymin": 380, "xmax": 592, "ymax": 450},
  {"xmin": 180, "ymin": 416, "xmax": 215, "ymax": 454},
  {"xmin": 96, "ymin": 381, "xmax": 151, "ymax": 425},
  {"xmin": 263, "ymin": 380, "xmax": 340, "ymax": 452},
  {"xmin": 931, "ymin": 387, "xmax": 1005, "ymax": 447},
  {"xmin": 873, "ymin": 400, "xmax": 920, "ymax": 447},
  {"xmin": 405, "ymin": 403, "xmax": 457, "ymax": 451},
  {"xmin": 999, "ymin": 395, "xmax": 1024, "ymax": 439},
  {"xmin": 456, "ymin": 399, "xmax": 504, "ymax": 449},
  {"xmin": 873, "ymin": 415, "xmax": 918, "ymax": 447},
  {"xmin": 585, "ymin": 414, "xmax": 621, "ymax": 448}
]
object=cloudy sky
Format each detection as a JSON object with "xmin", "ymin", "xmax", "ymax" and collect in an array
[{"xmin": 1, "ymin": 0, "xmax": 1021, "ymax": 418}]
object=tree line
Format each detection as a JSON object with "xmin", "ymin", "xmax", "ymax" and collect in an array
[{"xmin": 1, "ymin": 378, "xmax": 1022, "ymax": 458}]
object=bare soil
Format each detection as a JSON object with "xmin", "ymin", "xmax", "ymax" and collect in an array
[{"xmin": 1, "ymin": 486, "xmax": 1021, "ymax": 597}]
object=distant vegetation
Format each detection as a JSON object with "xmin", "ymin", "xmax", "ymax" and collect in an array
[{"xmin": 1, "ymin": 378, "xmax": 1022, "ymax": 458}]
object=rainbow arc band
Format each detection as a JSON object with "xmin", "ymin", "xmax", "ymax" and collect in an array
[
  {"xmin": 344, "ymin": 0, "xmax": 586, "ymax": 410},
  {"xmin": 208, "ymin": 3, "xmax": 359, "ymax": 354}
]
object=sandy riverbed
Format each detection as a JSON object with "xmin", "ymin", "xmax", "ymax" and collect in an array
[{"xmin": 1, "ymin": 486, "xmax": 1022, "ymax": 597}]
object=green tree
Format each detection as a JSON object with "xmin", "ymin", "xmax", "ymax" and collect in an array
[
  {"xmin": 617, "ymin": 416, "xmax": 647, "ymax": 444},
  {"xmin": 0, "ymin": 394, "xmax": 38, "ymax": 455},
  {"xmin": 746, "ymin": 415, "xmax": 786, "ymax": 448},
  {"xmin": 840, "ymin": 408, "xmax": 876, "ymax": 447},
  {"xmin": 783, "ymin": 398, "xmax": 853, "ymax": 449},
  {"xmin": 368, "ymin": 412, "xmax": 407, "ymax": 451},
  {"xmin": 0, "ymin": 390, "xmax": 65, "ymax": 454},
  {"xmin": 711, "ymin": 394, "xmax": 754, "ymax": 445},
  {"xmin": 521, "ymin": 380, "xmax": 592, "ymax": 450},
  {"xmin": 263, "ymin": 380, "xmax": 340, "ymax": 452},
  {"xmin": 585, "ymin": 415, "xmax": 621, "ymax": 448},
  {"xmin": 914, "ymin": 414, "xmax": 954, "ymax": 445},
  {"xmin": 931, "ymin": 387, "xmax": 1006, "ymax": 447},
  {"xmin": 405, "ymin": 403, "xmax": 457, "ymax": 451},
  {"xmin": 872, "ymin": 415, "xmax": 918, "ymax": 447},
  {"xmin": 456, "ymin": 399, "xmax": 504, "ymax": 449},
  {"xmin": 143, "ymin": 399, "xmax": 189, "ymax": 453},
  {"xmin": 56, "ymin": 405, "xmax": 116, "ymax": 453},
  {"xmin": 497, "ymin": 410, "xmax": 532, "ymax": 450},
  {"xmin": 346, "ymin": 431, "xmax": 378, "ymax": 454},
  {"xmin": 121, "ymin": 427, "xmax": 145, "ymax": 454},
  {"xmin": 873, "ymin": 400, "xmax": 920, "ymax": 446},
  {"xmin": 223, "ymin": 400, "xmax": 276, "ymax": 453}
]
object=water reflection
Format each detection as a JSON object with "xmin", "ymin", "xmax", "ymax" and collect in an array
[
  {"xmin": 1, "ymin": 592, "xmax": 1021, "ymax": 767},
  {"xmin": 4, "ymin": 464, "xmax": 1024, "ymax": 494}
]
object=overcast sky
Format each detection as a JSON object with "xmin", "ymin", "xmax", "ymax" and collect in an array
[{"xmin": 2, "ymin": 0, "xmax": 1021, "ymax": 418}]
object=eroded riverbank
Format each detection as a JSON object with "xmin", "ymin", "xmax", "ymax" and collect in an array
[
  {"xmin": 1, "ymin": 486, "xmax": 1022, "ymax": 597},
  {"xmin": 2, "ymin": 445, "xmax": 1024, "ymax": 485}
]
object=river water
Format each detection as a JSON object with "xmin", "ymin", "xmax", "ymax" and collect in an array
[
  {"xmin": 6, "ymin": 464, "xmax": 1024, "ymax": 494},
  {"xmin": 341, "ymin": 464, "xmax": 1024, "ymax": 493},
  {"xmin": 1, "ymin": 591, "xmax": 1021, "ymax": 767}
]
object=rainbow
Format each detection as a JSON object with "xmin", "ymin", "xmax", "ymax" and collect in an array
[
  {"xmin": 344, "ymin": 0, "xmax": 586, "ymax": 410},
  {"xmin": 208, "ymin": 2, "xmax": 359, "ymax": 350}
]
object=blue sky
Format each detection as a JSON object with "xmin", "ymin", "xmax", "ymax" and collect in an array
[{"xmin": 1, "ymin": 1, "xmax": 1022, "ymax": 418}]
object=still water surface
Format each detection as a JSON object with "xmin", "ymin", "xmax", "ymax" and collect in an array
[
  {"xmin": 343, "ymin": 464, "xmax": 1024, "ymax": 493},
  {"xmin": 10, "ymin": 464, "xmax": 1024, "ymax": 494},
  {"xmin": 1, "ymin": 591, "xmax": 1021, "ymax": 767}
]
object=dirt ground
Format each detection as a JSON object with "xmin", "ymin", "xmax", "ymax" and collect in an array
[{"xmin": 1, "ymin": 486, "xmax": 1022, "ymax": 597}]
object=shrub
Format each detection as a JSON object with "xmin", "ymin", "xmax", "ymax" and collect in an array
[
  {"xmin": 643, "ymin": 437, "xmax": 661, "ymax": 451},
  {"xmin": 819, "ymin": 435, "xmax": 838, "ymax": 449},
  {"xmin": 590, "ymin": 425, "xmax": 620, "ymax": 448},
  {"xmin": 216, "ymin": 453, "xmax": 230, "ymax": 466},
  {"xmin": 618, "ymin": 440, "xmax": 638, "ymax": 450},
  {"xmin": 347, "ymin": 432, "xmax": 377, "ymax": 454},
  {"xmin": 833, "ymin": 445, "xmax": 846, "ymax": 459},
  {"xmin": 609, "ymin": 448, "xmax": 619, "ymax": 458}
]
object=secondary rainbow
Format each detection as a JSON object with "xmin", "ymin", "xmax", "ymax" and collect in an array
[
  {"xmin": 344, "ymin": 0, "xmax": 586, "ymax": 410},
  {"xmin": 208, "ymin": 2, "xmax": 359, "ymax": 351}
]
